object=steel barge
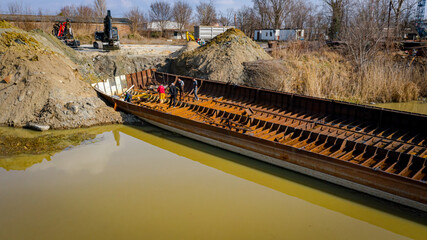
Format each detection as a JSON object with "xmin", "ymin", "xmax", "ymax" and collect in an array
[{"xmin": 94, "ymin": 69, "xmax": 427, "ymax": 211}]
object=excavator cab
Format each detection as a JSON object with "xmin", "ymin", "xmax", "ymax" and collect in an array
[{"xmin": 93, "ymin": 10, "xmax": 120, "ymax": 50}]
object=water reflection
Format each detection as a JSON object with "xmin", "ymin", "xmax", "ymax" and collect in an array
[
  {"xmin": 0, "ymin": 124, "xmax": 426, "ymax": 239},
  {"xmin": 113, "ymin": 129, "xmax": 120, "ymax": 146},
  {"xmin": 0, "ymin": 126, "xmax": 119, "ymax": 171},
  {"xmin": 119, "ymin": 125, "xmax": 427, "ymax": 238}
]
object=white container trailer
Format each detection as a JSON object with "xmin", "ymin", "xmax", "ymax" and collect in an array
[
  {"xmin": 194, "ymin": 26, "xmax": 234, "ymax": 41},
  {"xmin": 254, "ymin": 29, "xmax": 280, "ymax": 41},
  {"xmin": 254, "ymin": 29, "xmax": 304, "ymax": 41},
  {"xmin": 279, "ymin": 29, "xmax": 304, "ymax": 41}
]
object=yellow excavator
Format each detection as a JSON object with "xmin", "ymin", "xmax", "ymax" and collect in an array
[{"xmin": 186, "ymin": 31, "xmax": 195, "ymax": 41}]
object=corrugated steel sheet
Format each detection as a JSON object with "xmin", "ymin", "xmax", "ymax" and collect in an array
[{"xmin": 194, "ymin": 26, "xmax": 234, "ymax": 40}]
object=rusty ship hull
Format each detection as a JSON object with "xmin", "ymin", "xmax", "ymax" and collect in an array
[{"xmin": 94, "ymin": 69, "xmax": 427, "ymax": 211}]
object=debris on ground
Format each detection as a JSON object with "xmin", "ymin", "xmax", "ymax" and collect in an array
[{"xmin": 170, "ymin": 28, "xmax": 272, "ymax": 84}]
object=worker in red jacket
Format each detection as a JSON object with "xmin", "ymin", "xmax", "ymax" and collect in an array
[{"xmin": 157, "ymin": 85, "xmax": 165, "ymax": 103}]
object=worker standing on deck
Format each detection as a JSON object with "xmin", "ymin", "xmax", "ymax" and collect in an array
[
  {"xmin": 124, "ymin": 91, "xmax": 132, "ymax": 102},
  {"xmin": 192, "ymin": 78, "xmax": 199, "ymax": 101},
  {"xmin": 168, "ymin": 83, "xmax": 177, "ymax": 108},
  {"xmin": 177, "ymin": 78, "xmax": 184, "ymax": 101},
  {"xmin": 157, "ymin": 84, "xmax": 165, "ymax": 103}
]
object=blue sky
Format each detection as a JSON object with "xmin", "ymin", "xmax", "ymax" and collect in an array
[{"xmin": 0, "ymin": 0, "xmax": 323, "ymax": 17}]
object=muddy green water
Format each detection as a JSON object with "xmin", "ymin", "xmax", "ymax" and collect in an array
[
  {"xmin": 0, "ymin": 125, "xmax": 426, "ymax": 239},
  {"xmin": 374, "ymin": 101, "xmax": 427, "ymax": 115}
]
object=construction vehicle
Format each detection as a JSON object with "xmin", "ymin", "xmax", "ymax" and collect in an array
[
  {"xmin": 93, "ymin": 10, "xmax": 120, "ymax": 50},
  {"xmin": 416, "ymin": 0, "xmax": 427, "ymax": 39},
  {"xmin": 186, "ymin": 31, "xmax": 205, "ymax": 45},
  {"xmin": 186, "ymin": 31, "xmax": 195, "ymax": 41},
  {"xmin": 52, "ymin": 19, "xmax": 80, "ymax": 48}
]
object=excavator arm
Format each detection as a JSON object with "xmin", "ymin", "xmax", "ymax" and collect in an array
[{"xmin": 186, "ymin": 31, "xmax": 195, "ymax": 41}]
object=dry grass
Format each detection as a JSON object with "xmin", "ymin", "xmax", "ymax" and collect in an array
[
  {"xmin": 0, "ymin": 20, "xmax": 15, "ymax": 29},
  {"xmin": 75, "ymin": 34, "xmax": 93, "ymax": 44},
  {"xmin": 266, "ymin": 42, "xmax": 426, "ymax": 103},
  {"xmin": 0, "ymin": 31, "xmax": 40, "ymax": 53}
]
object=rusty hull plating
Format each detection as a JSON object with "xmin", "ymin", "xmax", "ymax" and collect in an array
[{"xmin": 95, "ymin": 69, "xmax": 427, "ymax": 211}]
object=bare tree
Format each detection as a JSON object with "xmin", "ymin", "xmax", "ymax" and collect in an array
[
  {"xmin": 196, "ymin": 1, "xmax": 217, "ymax": 25},
  {"xmin": 305, "ymin": 8, "xmax": 329, "ymax": 40},
  {"xmin": 391, "ymin": 0, "xmax": 405, "ymax": 27},
  {"xmin": 150, "ymin": 1, "xmax": 172, "ymax": 37},
  {"xmin": 389, "ymin": 0, "xmax": 418, "ymax": 37},
  {"xmin": 173, "ymin": 1, "xmax": 192, "ymax": 37},
  {"xmin": 269, "ymin": 0, "xmax": 294, "ymax": 28},
  {"xmin": 8, "ymin": 1, "xmax": 23, "ymax": 14},
  {"xmin": 323, "ymin": 0, "xmax": 345, "ymax": 40},
  {"xmin": 59, "ymin": 5, "xmax": 78, "ymax": 18},
  {"xmin": 398, "ymin": 0, "xmax": 418, "ymax": 36},
  {"xmin": 253, "ymin": 0, "xmax": 269, "ymax": 28},
  {"xmin": 7, "ymin": 0, "xmax": 33, "ymax": 30},
  {"xmin": 77, "ymin": 5, "xmax": 95, "ymax": 18},
  {"xmin": 125, "ymin": 7, "xmax": 145, "ymax": 33},
  {"xmin": 93, "ymin": 0, "xmax": 107, "ymax": 17},
  {"xmin": 342, "ymin": 0, "xmax": 387, "ymax": 67},
  {"xmin": 218, "ymin": 9, "xmax": 235, "ymax": 26},
  {"xmin": 252, "ymin": 0, "xmax": 294, "ymax": 29},
  {"xmin": 287, "ymin": 0, "xmax": 313, "ymax": 29},
  {"xmin": 236, "ymin": 6, "xmax": 259, "ymax": 37}
]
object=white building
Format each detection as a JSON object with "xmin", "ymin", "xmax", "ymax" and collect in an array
[
  {"xmin": 145, "ymin": 21, "xmax": 179, "ymax": 31},
  {"xmin": 254, "ymin": 29, "xmax": 304, "ymax": 41}
]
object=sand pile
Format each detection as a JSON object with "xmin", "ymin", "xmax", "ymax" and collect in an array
[
  {"xmin": 169, "ymin": 41, "xmax": 200, "ymax": 58},
  {"xmin": 170, "ymin": 28, "xmax": 272, "ymax": 84},
  {"xmin": 0, "ymin": 27, "xmax": 137, "ymax": 129}
]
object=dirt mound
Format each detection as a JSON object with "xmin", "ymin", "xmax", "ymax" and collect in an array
[
  {"xmin": 0, "ymin": 27, "xmax": 139, "ymax": 129},
  {"xmin": 169, "ymin": 41, "xmax": 200, "ymax": 58},
  {"xmin": 243, "ymin": 60, "xmax": 290, "ymax": 90},
  {"xmin": 31, "ymin": 29, "xmax": 82, "ymax": 64},
  {"xmin": 170, "ymin": 28, "xmax": 271, "ymax": 84},
  {"xmin": 90, "ymin": 54, "xmax": 165, "ymax": 81}
]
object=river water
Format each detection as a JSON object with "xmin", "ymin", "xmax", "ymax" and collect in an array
[
  {"xmin": 375, "ymin": 100, "xmax": 427, "ymax": 115},
  {"xmin": 0, "ymin": 124, "xmax": 426, "ymax": 239}
]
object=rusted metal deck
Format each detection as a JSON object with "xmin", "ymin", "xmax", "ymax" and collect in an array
[{"xmin": 94, "ymin": 69, "xmax": 427, "ymax": 211}]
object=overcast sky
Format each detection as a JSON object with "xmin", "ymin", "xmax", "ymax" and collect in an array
[{"xmin": 1, "ymin": 0, "xmax": 323, "ymax": 17}]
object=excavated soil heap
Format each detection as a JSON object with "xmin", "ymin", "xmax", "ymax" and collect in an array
[
  {"xmin": 169, "ymin": 41, "xmax": 200, "ymax": 58},
  {"xmin": 170, "ymin": 28, "xmax": 272, "ymax": 84},
  {"xmin": 0, "ymin": 27, "xmax": 135, "ymax": 129}
]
